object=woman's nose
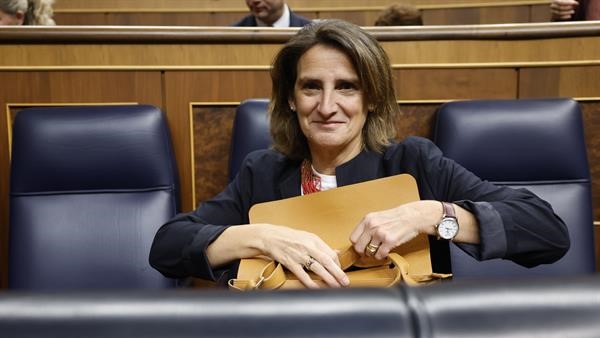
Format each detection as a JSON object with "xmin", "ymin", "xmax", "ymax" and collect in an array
[{"xmin": 317, "ymin": 90, "xmax": 337, "ymax": 116}]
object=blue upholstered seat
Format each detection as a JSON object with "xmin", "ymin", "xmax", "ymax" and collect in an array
[
  {"xmin": 434, "ymin": 98, "xmax": 595, "ymax": 278},
  {"xmin": 9, "ymin": 105, "xmax": 178, "ymax": 290},
  {"xmin": 228, "ymin": 99, "xmax": 271, "ymax": 181}
]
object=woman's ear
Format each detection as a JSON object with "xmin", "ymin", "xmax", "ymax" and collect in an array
[{"xmin": 288, "ymin": 99, "xmax": 296, "ymax": 111}]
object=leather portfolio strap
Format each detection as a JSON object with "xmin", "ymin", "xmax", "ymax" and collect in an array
[{"xmin": 229, "ymin": 246, "xmax": 416, "ymax": 291}]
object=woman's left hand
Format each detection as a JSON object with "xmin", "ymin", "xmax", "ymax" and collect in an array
[{"xmin": 349, "ymin": 200, "xmax": 441, "ymax": 260}]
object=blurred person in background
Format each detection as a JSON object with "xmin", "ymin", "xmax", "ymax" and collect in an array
[
  {"xmin": 0, "ymin": 0, "xmax": 55, "ymax": 25},
  {"xmin": 374, "ymin": 3, "xmax": 423, "ymax": 26},
  {"xmin": 234, "ymin": 0, "xmax": 311, "ymax": 27},
  {"xmin": 550, "ymin": 0, "xmax": 600, "ymax": 21}
]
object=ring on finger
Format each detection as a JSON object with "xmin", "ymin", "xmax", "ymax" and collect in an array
[
  {"xmin": 365, "ymin": 241, "xmax": 380, "ymax": 256},
  {"xmin": 303, "ymin": 256, "xmax": 317, "ymax": 270}
]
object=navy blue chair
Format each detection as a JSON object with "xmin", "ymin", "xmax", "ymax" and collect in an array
[
  {"xmin": 228, "ymin": 99, "xmax": 271, "ymax": 181},
  {"xmin": 434, "ymin": 98, "xmax": 595, "ymax": 278},
  {"xmin": 9, "ymin": 105, "xmax": 179, "ymax": 290}
]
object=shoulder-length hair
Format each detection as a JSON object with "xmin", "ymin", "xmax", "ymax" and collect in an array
[{"xmin": 269, "ymin": 19, "xmax": 399, "ymax": 160}]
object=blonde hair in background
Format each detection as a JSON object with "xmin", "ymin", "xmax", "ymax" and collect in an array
[{"xmin": 0, "ymin": 0, "xmax": 55, "ymax": 25}]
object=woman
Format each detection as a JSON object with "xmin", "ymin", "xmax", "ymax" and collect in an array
[
  {"xmin": 0, "ymin": 0, "xmax": 55, "ymax": 26},
  {"xmin": 150, "ymin": 20, "xmax": 569, "ymax": 288}
]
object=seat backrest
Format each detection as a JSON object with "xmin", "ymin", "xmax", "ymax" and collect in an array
[
  {"xmin": 9, "ymin": 105, "xmax": 178, "ymax": 290},
  {"xmin": 433, "ymin": 98, "xmax": 595, "ymax": 278},
  {"xmin": 228, "ymin": 99, "xmax": 271, "ymax": 181}
]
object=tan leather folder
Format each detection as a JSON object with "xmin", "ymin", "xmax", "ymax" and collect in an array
[{"xmin": 246, "ymin": 174, "xmax": 432, "ymax": 278}]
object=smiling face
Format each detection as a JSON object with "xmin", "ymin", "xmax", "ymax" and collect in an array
[{"xmin": 291, "ymin": 44, "xmax": 367, "ymax": 163}]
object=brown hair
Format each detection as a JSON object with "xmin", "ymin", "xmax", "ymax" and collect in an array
[
  {"xmin": 269, "ymin": 19, "xmax": 399, "ymax": 160},
  {"xmin": 374, "ymin": 4, "xmax": 423, "ymax": 26}
]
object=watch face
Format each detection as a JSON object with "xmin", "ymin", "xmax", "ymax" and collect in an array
[{"xmin": 438, "ymin": 218, "xmax": 459, "ymax": 240}]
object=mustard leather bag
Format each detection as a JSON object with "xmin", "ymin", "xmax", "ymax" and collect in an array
[{"xmin": 229, "ymin": 174, "xmax": 447, "ymax": 290}]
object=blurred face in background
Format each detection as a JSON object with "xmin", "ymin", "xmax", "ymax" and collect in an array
[
  {"xmin": 245, "ymin": 0, "xmax": 285, "ymax": 25},
  {"xmin": 0, "ymin": 8, "xmax": 23, "ymax": 25}
]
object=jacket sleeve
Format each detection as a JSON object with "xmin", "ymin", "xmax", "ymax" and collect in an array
[
  {"xmin": 411, "ymin": 137, "xmax": 570, "ymax": 267},
  {"xmin": 149, "ymin": 155, "xmax": 256, "ymax": 281}
]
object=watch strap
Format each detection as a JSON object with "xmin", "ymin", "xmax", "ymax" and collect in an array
[{"xmin": 441, "ymin": 201, "xmax": 456, "ymax": 219}]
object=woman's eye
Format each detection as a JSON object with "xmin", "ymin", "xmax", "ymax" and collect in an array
[
  {"xmin": 338, "ymin": 82, "xmax": 357, "ymax": 90},
  {"xmin": 303, "ymin": 82, "xmax": 319, "ymax": 90}
]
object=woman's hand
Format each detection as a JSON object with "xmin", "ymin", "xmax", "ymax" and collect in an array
[
  {"xmin": 255, "ymin": 224, "xmax": 350, "ymax": 288},
  {"xmin": 350, "ymin": 201, "xmax": 439, "ymax": 260},
  {"xmin": 550, "ymin": 0, "xmax": 579, "ymax": 20},
  {"xmin": 350, "ymin": 200, "xmax": 480, "ymax": 260}
]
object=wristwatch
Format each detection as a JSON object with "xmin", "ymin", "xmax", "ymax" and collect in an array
[{"xmin": 436, "ymin": 202, "xmax": 459, "ymax": 240}]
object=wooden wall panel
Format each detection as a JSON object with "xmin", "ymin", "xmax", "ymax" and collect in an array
[
  {"xmin": 530, "ymin": 4, "xmax": 553, "ymax": 22},
  {"xmin": 423, "ymin": 6, "xmax": 530, "ymax": 25},
  {"xmin": 518, "ymin": 67, "xmax": 561, "ymax": 98},
  {"xmin": 520, "ymin": 66, "xmax": 600, "ymax": 98},
  {"xmin": 163, "ymin": 70, "xmax": 271, "ymax": 211},
  {"xmin": 0, "ymin": 71, "xmax": 162, "ymax": 289},
  {"xmin": 53, "ymin": 0, "xmax": 549, "ymax": 11},
  {"xmin": 55, "ymin": 12, "xmax": 244, "ymax": 26},
  {"xmin": 580, "ymin": 103, "xmax": 600, "ymax": 223},
  {"xmin": 396, "ymin": 69, "xmax": 517, "ymax": 100},
  {"xmin": 193, "ymin": 105, "xmax": 237, "ymax": 205},
  {"xmin": 316, "ymin": 11, "xmax": 381, "ymax": 26}
]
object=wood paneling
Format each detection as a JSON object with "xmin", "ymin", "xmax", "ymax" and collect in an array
[
  {"xmin": 520, "ymin": 66, "xmax": 600, "ymax": 98},
  {"xmin": 163, "ymin": 71, "xmax": 271, "ymax": 210},
  {"xmin": 316, "ymin": 10, "xmax": 381, "ymax": 26},
  {"xmin": 55, "ymin": 12, "xmax": 244, "ymax": 26},
  {"xmin": 530, "ymin": 4, "xmax": 553, "ymax": 22},
  {"xmin": 581, "ymin": 103, "xmax": 600, "ymax": 224},
  {"xmin": 53, "ymin": 0, "xmax": 550, "ymax": 11},
  {"xmin": 424, "ymin": 5, "xmax": 531, "ymax": 25},
  {"xmin": 193, "ymin": 105, "xmax": 237, "ymax": 205},
  {"xmin": 396, "ymin": 68, "xmax": 517, "ymax": 100}
]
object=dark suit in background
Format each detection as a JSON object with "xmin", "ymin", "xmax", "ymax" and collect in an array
[{"xmin": 233, "ymin": 9, "xmax": 311, "ymax": 27}]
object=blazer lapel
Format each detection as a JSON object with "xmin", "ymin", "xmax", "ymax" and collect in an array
[{"xmin": 278, "ymin": 165, "xmax": 301, "ymax": 199}]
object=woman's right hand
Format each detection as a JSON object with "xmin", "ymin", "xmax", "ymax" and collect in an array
[
  {"xmin": 550, "ymin": 0, "xmax": 579, "ymax": 20},
  {"xmin": 255, "ymin": 224, "xmax": 350, "ymax": 288}
]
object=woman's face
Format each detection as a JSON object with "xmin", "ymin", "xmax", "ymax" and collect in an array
[
  {"xmin": 291, "ymin": 44, "xmax": 367, "ymax": 158},
  {"xmin": 0, "ymin": 9, "xmax": 24, "ymax": 25}
]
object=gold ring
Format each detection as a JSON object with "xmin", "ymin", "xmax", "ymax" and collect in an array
[
  {"xmin": 303, "ymin": 256, "xmax": 316, "ymax": 270},
  {"xmin": 365, "ymin": 242, "xmax": 380, "ymax": 256}
]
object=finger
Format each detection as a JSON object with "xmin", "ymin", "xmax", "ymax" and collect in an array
[
  {"xmin": 311, "ymin": 251, "xmax": 349, "ymax": 286},
  {"xmin": 287, "ymin": 263, "xmax": 320, "ymax": 289},
  {"xmin": 354, "ymin": 231, "xmax": 374, "ymax": 256},
  {"xmin": 308, "ymin": 261, "xmax": 343, "ymax": 288},
  {"xmin": 314, "ymin": 242, "xmax": 341, "ymax": 268},
  {"xmin": 374, "ymin": 242, "xmax": 392, "ymax": 260},
  {"xmin": 349, "ymin": 219, "xmax": 366, "ymax": 243},
  {"xmin": 375, "ymin": 227, "xmax": 420, "ymax": 260}
]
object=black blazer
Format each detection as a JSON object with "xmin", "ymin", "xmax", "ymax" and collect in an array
[
  {"xmin": 233, "ymin": 9, "xmax": 311, "ymax": 27},
  {"xmin": 149, "ymin": 137, "xmax": 569, "ymax": 284}
]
